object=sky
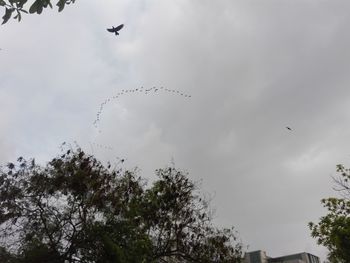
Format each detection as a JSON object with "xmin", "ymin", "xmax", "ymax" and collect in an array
[{"xmin": 2, "ymin": 0, "xmax": 350, "ymax": 260}]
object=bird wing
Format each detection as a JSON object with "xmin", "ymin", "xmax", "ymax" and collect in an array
[
  {"xmin": 107, "ymin": 28, "xmax": 115, "ymax": 32},
  {"xmin": 115, "ymin": 24, "xmax": 124, "ymax": 31}
]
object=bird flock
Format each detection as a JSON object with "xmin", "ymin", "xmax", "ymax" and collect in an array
[{"xmin": 92, "ymin": 86, "xmax": 192, "ymax": 132}]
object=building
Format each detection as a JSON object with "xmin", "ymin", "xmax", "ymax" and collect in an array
[{"xmin": 244, "ymin": 250, "xmax": 320, "ymax": 263}]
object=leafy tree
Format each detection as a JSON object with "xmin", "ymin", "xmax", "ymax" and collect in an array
[
  {"xmin": 309, "ymin": 164, "xmax": 350, "ymax": 263},
  {"xmin": 0, "ymin": 147, "xmax": 243, "ymax": 262},
  {"xmin": 0, "ymin": 0, "xmax": 76, "ymax": 24}
]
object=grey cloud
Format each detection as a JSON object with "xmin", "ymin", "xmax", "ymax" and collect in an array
[{"xmin": 3, "ymin": 0, "xmax": 350, "ymax": 260}]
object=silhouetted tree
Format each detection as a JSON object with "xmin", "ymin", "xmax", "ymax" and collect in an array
[
  {"xmin": 309, "ymin": 164, "xmax": 350, "ymax": 263},
  {"xmin": 0, "ymin": 147, "xmax": 243, "ymax": 262},
  {"xmin": 1, "ymin": 0, "xmax": 76, "ymax": 24}
]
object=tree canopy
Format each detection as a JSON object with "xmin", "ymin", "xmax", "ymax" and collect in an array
[
  {"xmin": 0, "ymin": 147, "xmax": 243, "ymax": 262},
  {"xmin": 309, "ymin": 164, "xmax": 350, "ymax": 263},
  {"xmin": 1, "ymin": 0, "xmax": 76, "ymax": 24}
]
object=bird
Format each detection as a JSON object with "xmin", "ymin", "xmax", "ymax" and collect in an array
[
  {"xmin": 286, "ymin": 126, "xmax": 292, "ymax": 131},
  {"xmin": 107, "ymin": 24, "xmax": 124, "ymax": 35}
]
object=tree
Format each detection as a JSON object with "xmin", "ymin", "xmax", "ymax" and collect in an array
[
  {"xmin": 0, "ymin": 0, "xmax": 76, "ymax": 24},
  {"xmin": 0, "ymin": 147, "xmax": 243, "ymax": 262},
  {"xmin": 309, "ymin": 164, "xmax": 350, "ymax": 263}
]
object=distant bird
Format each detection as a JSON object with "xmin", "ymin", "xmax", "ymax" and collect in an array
[
  {"xmin": 286, "ymin": 126, "xmax": 292, "ymax": 131},
  {"xmin": 107, "ymin": 24, "xmax": 124, "ymax": 35}
]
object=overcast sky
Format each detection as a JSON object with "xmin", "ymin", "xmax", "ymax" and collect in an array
[{"xmin": 3, "ymin": 0, "xmax": 350, "ymax": 260}]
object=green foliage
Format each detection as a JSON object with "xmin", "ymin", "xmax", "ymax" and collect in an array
[
  {"xmin": 0, "ymin": 147, "xmax": 243, "ymax": 262},
  {"xmin": 0, "ymin": 246, "xmax": 19, "ymax": 263},
  {"xmin": 0, "ymin": 0, "xmax": 76, "ymax": 24},
  {"xmin": 309, "ymin": 164, "xmax": 350, "ymax": 263},
  {"xmin": 21, "ymin": 238, "xmax": 63, "ymax": 263}
]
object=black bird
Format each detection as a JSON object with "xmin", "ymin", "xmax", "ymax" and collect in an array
[
  {"xmin": 286, "ymin": 126, "xmax": 292, "ymax": 131},
  {"xmin": 107, "ymin": 24, "xmax": 124, "ymax": 35}
]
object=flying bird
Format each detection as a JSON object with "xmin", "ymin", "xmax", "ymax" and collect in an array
[
  {"xmin": 286, "ymin": 126, "xmax": 292, "ymax": 131},
  {"xmin": 107, "ymin": 24, "xmax": 124, "ymax": 35}
]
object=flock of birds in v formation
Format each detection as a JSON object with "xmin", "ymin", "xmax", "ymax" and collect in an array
[
  {"xmin": 90, "ymin": 86, "xmax": 192, "ymax": 151},
  {"xmin": 93, "ymin": 86, "xmax": 192, "ymax": 130}
]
